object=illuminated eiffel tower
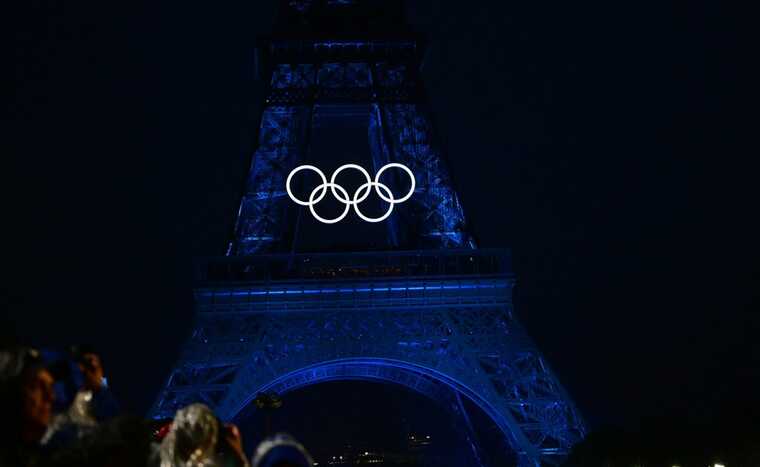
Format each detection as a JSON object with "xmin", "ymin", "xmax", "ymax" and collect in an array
[{"xmin": 151, "ymin": 1, "xmax": 585, "ymax": 465}]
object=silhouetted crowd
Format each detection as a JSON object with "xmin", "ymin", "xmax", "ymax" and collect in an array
[{"xmin": 0, "ymin": 346, "xmax": 314, "ymax": 467}]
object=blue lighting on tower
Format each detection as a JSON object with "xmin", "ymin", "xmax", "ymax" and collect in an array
[{"xmin": 151, "ymin": 2, "xmax": 585, "ymax": 466}]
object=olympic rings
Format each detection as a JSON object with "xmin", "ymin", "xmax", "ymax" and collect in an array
[{"xmin": 286, "ymin": 163, "xmax": 416, "ymax": 224}]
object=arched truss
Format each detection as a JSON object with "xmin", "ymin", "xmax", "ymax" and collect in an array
[
  {"xmin": 234, "ymin": 358, "xmax": 521, "ymax": 463},
  {"xmin": 151, "ymin": 252, "xmax": 584, "ymax": 466}
]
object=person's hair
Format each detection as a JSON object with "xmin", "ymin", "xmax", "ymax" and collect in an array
[
  {"xmin": 0, "ymin": 347, "xmax": 46, "ymax": 444},
  {"xmin": 69, "ymin": 344, "xmax": 99, "ymax": 365},
  {"xmin": 251, "ymin": 433, "xmax": 314, "ymax": 467}
]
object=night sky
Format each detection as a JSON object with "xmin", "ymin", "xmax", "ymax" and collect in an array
[{"xmin": 4, "ymin": 0, "xmax": 754, "ymax": 453}]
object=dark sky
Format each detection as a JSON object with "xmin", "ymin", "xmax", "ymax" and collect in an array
[{"xmin": 4, "ymin": 0, "xmax": 755, "ymax": 446}]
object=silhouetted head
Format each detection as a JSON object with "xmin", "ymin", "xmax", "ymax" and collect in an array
[
  {"xmin": 0, "ymin": 347, "xmax": 55, "ymax": 444},
  {"xmin": 251, "ymin": 433, "xmax": 314, "ymax": 467},
  {"xmin": 70, "ymin": 344, "xmax": 105, "ymax": 391}
]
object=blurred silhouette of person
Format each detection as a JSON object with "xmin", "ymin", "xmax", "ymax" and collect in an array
[
  {"xmin": 41, "ymin": 345, "xmax": 119, "ymax": 449},
  {"xmin": 251, "ymin": 433, "xmax": 314, "ymax": 467},
  {"xmin": 70, "ymin": 345, "xmax": 119, "ymax": 422},
  {"xmin": 45, "ymin": 415, "xmax": 154, "ymax": 467},
  {"xmin": 153, "ymin": 403, "xmax": 249, "ymax": 467},
  {"xmin": 0, "ymin": 347, "xmax": 56, "ymax": 466}
]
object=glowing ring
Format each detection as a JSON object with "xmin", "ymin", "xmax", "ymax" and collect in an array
[
  {"xmin": 353, "ymin": 182, "xmax": 395, "ymax": 223},
  {"xmin": 329, "ymin": 164, "xmax": 372, "ymax": 204},
  {"xmin": 308, "ymin": 182, "xmax": 351, "ymax": 224},
  {"xmin": 286, "ymin": 165, "xmax": 327, "ymax": 206},
  {"xmin": 374, "ymin": 163, "xmax": 416, "ymax": 203}
]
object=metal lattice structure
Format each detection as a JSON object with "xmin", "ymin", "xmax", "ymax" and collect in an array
[
  {"xmin": 152, "ymin": 251, "xmax": 585, "ymax": 465},
  {"xmin": 153, "ymin": 2, "xmax": 585, "ymax": 465},
  {"xmin": 226, "ymin": 60, "xmax": 474, "ymax": 254}
]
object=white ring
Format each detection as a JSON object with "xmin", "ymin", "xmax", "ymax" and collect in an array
[
  {"xmin": 353, "ymin": 182, "xmax": 395, "ymax": 223},
  {"xmin": 374, "ymin": 162, "xmax": 416, "ymax": 203},
  {"xmin": 329, "ymin": 164, "xmax": 372, "ymax": 204},
  {"xmin": 286, "ymin": 165, "xmax": 327, "ymax": 206},
  {"xmin": 308, "ymin": 182, "xmax": 351, "ymax": 224}
]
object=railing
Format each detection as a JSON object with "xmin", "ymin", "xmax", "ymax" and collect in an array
[
  {"xmin": 195, "ymin": 248, "xmax": 511, "ymax": 284},
  {"xmin": 266, "ymin": 85, "xmax": 419, "ymax": 104},
  {"xmin": 194, "ymin": 278, "xmax": 510, "ymax": 314},
  {"xmin": 266, "ymin": 39, "xmax": 420, "ymax": 62}
]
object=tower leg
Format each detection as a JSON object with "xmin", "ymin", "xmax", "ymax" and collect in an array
[
  {"xmin": 378, "ymin": 102, "xmax": 473, "ymax": 248},
  {"xmin": 452, "ymin": 389, "xmax": 487, "ymax": 467},
  {"xmin": 228, "ymin": 105, "xmax": 312, "ymax": 255}
]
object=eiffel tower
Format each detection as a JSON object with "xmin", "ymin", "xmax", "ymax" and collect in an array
[{"xmin": 150, "ymin": 1, "xmax": 585, "ymax": 465}]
